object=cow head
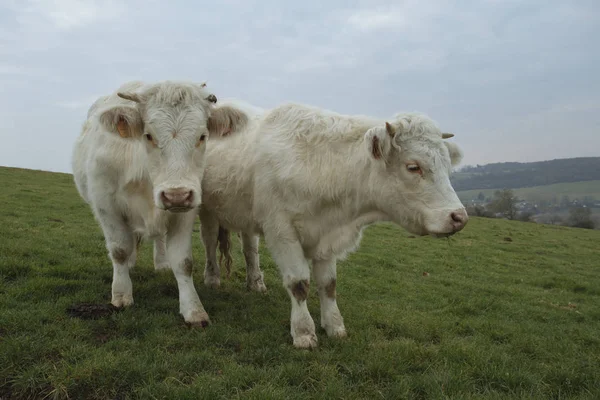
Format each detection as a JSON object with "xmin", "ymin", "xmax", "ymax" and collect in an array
[
  {"xmin": 364, "ymin": 113, "xmax": 468, "ymax": 237},
  {"xmin": 97, "ymin": 81, "xmax": 247, "ymax": 212}
]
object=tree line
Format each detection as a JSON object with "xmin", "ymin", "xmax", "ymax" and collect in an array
[
  {"xmin": 452, "ymin": 157, "xmax": 600, "ymax": 191},
  {"xmin": 466, "ymin": 189, "xmax": 597, "ymax": 229}
]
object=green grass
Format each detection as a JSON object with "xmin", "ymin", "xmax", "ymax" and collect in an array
[
  {"xmin": 458, "ymin": 180, "xmax": 600, "ymax": 203},
  {"xmin": 1, "ymin": 165, "xmax": 600, "ymax": 400}
]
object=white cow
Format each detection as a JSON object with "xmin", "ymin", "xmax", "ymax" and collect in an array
[
  {"xmin": 72, "ymin": 80, "xmax": 247, "ymax": 327},
  {"xmin": 198, "ymin": 100, "xmax": 468, "ymax": 348}
]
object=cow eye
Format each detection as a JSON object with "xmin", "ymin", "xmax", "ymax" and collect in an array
[
  {"xmin": 406, "ymin": 164, "xmax": 421, "ymax": 173},
  {"xmin": 144, "ymin": 134, "xmax": 153, "ymax": 142},
  {"xmin": 195, "ymin": 135, "xmax": 207, "ymax": 147}
]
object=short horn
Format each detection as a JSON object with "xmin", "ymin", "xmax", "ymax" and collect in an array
[
  {"xmin": 442, "ymin": 133, "xmax": 454, "ymax": 139},
  {"xmin": 385, "ymin": 122, "xmax": 395, "ymax": 137}
]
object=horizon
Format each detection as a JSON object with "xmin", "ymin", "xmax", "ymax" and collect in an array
[
  {"xmin": 1, "ymin": 1, "xmax": 599, "ymax": 174},
  {"xmin": 4, "ymin": 154, "xmax": 600, "ymax": 177}
]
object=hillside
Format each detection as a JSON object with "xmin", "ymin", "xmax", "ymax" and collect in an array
[
  {"xmin": 1, "ymin": 166, "xmax": 600, "ymax": 399},
  {"xmin": 458, "ymin": 180, "xmax": 600, "ymax": 204},
  {"xmin": 451, "ymin": 157, "xmax": 600, "ymax": 191}
]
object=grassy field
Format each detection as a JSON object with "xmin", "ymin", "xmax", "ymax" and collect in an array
[
  {"xmin": 457, "ymin": 180, "xmax": 600, "ymax": 203},
  {"xmin": 1, "ymin": 166, "xmax": 600, "ymax": 399}
]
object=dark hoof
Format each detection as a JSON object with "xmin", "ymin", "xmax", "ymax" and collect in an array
[{"xmin": 186, "ymin": 320, "xmax": 210, "ymax": 329}]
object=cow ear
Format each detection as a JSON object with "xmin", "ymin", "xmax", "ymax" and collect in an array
[
  {"xmin": 365, "ymin": 125, "xmax": 392, "ymax": 160},
  {"xmin": 207, "ymin": 106, "xmax": 249, "ymax": 138},
  {"xmin": 444, "ymin": 141, "xmax": 463, "ymax": 166},
  {"xmin": 97, "ymin": 104, "xmax": 144, "ymax": 138},
  {"xmin": 117, "ymin": 84, "xmax": 152, "ymax": 104}
]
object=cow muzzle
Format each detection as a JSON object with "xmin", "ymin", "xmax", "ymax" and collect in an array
[
  {"xmin": 159, "ymin": 188, "xmax": 196, "ymax": 212},
  {"xmin": 450, "ymin": 208, "xmax": 469, "ymax": 232},
  {"xmin": 428, "ymin": 208, "xmax": 469, "ymax": 238}
]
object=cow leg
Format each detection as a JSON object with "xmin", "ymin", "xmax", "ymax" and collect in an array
[
  {"xmin": 167, "ymin": 212, "xmax": 210, "ymax": 327},
  {"xmin": 153, "ymin": 234, "xmax": 169, "ymax": 270},
  {"xmin": 199, "ymin": 210, "xmax": 221, "ymax": 289},
  {"xmin": 241, "ymin": 231, "xmax": 267, "ymax": 292},
  {"xmin": 263, "ymin": 223, "xmax": 317, "ymax": 349},
  {"xmin": 312, "ymin": 258, "xmax": 346, "ymax": 338},
  {"xmin": 94, "ymin": 205, "xmax": 136, "ymax": 308}
]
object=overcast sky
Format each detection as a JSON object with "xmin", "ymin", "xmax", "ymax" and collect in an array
[{"xmin": 1, "ymin": 0, "xmax": 599, "ymax": 173}]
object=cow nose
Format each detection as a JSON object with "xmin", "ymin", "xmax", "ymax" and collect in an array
[
  {"xmin": 160, "ymin": 188, "xmax": 193, "ymax": 209},
  {"xmin": 450, "ymin": 209, "xmax": 469, "ymax": 232}
]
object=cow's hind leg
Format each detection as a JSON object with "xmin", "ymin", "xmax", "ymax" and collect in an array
[
  {"xmin": 167, "ymin": 212, "xmax": 210, "ymax": 327},
  {"xmin": 94, "ymin": 205, "xmax": 136, "ymax": 308},
  {"xmin": 241, "ymin": 231, "xmax": 267, "ymax": 292},
  {"xmin": 264, "ymin": 221, "xmax": 317, "ymax": 349},
  {"xmin": 312, "ymin": 258, "xmax": 346, "ymax": 338},
  {"xmin": 199, "ymin": 210, "xmax": 221, "ymax": 289}
]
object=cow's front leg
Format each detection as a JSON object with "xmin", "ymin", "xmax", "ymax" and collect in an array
[
  {"xmin": 167, "ymin": 212, "xmax": 210, "ymax": 327},
  {"xmin": 199, "ymin": 209, "xmax": 221, "ymax": 289},
  {"xmin": 153, "ymin": 234, "xmax": 169, "ymax": 270},
  {"xmin": 241, "ymin": 231, "xmax": 267, "ymax": 293},
  {"xmin": 313, "ymin": 258, "xmax": 346, "ymax": 338},
  {"xmin": 264, "ymin": 223, "xmax": 317, "ymax": 349},
  {"xmin": 94, "ymin": 205, "xmax": 136, "ymax": 308}
]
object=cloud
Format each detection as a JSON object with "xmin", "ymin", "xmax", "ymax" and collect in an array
[
  {"xmin": 0, "ymin": 0, "xmax": 598, "ymax": 173},
  {"xmin": 55, "ymin": 95, "xmax": 101, "ymax": 110},
  {"xmin": 0, "ymin": 64, "xmax": 47, "ymax": 76},
  {"xmin": 346, "ymin": 8, "xmax": 400, "ymax": 31},
  {"xmin": 10, "ymin": 0, "xmax": 127, "ymax": 31}
]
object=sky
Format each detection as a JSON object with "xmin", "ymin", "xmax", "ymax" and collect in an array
[{"xmin": 0, "ymin": 0, "xmax": 599, "ymax": 174}]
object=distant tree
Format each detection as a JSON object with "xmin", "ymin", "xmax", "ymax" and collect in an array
[
  {"xmin": 517, "ymin": 211, "xmax": 534, "ymax": 222},
  {"xmin": 561, "ymin": 195, "xmax": 571, "ymax": 207},
  {"xmin": 466, "ymin": 204, "xmax": 494, "ymax": 218},
  {"xmin": 568, "ymin": 206, "xmax": 595, "ymax": 229},
  {"xmin": 548, "ymin": 214, "xmax": 563, "ymax": 225},
  {"xmin": 537, "ymin": 200, "xmax": 550, "ymax": 213},
  {"xmin": 489, "ymin": 189, "xmax": 519, "ymax": 220},
  {"xmin": 536, "ymin": 214, "xmax": 563, "ymax": 225},
  {"xmin": 477, "ymin": 192, "xmax": 485, "ymax": 202},
  {"xmin": 582, "ymin": 196, "xmax": 596, "ymax": 206}
]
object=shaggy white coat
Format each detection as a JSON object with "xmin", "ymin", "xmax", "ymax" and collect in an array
[
  {"xmin": 72, "ymin": 81, "xmax": 245, "ymax": 326},
  {"xmin": 198, "ymin": 99, "xmax": 467, "ymax": 348}
]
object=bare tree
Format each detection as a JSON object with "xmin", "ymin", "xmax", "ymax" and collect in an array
[
  {"xmin": 489, "ymin": 189, "xmax": 519, "ymax": 220},
  {"xmin": 548, "ymin": 214, "xmax": 563, "ymax": 225},
  {"xmin": 568, "ymin": 206, "xmax": 595, "ymax": 229},
  {"xmin": 466, "ymin": 204, "xmax": 495, "ymax": 218},
  {"xmin": 517, "ymin": 211, "xmax": 534, "ymax": 222}
]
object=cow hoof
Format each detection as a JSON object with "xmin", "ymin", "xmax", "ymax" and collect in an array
[
  {"xmin": 184, "ymin": 310, "xmax": 210, "ymax": 328},
  {"xmin": 293, "ymin": 334, "xmax": 318, "ymax": 349},
  {"xmin": 111, "ymin": 295, "xmax": 134, "ymax": 308},
  {"xmin": 186, "ymin": 319, "xmax": 210, "ymax": 328},
  {"xmin": 325, "ymin": 325, "xmax": 347, "ymax": 338},
  {"xmin": 247, "ymin": 279, "xmax": 267, "ymax": 293},
  {"xmin": 204, "ymin": 276, "xmax": 221, "ymax": 289}
]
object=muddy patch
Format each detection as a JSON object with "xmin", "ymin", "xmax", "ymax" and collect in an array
[{"xmin": 66, "ymin": 303, "xmax": 121, "ymax": 320}]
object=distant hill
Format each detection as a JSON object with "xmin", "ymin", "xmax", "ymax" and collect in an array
[
  {"xmin": 451, "ymin": 157, "xmax": 600, "ymax": 191},
  {"xmin": 457, "ymin": 180, "xmax": 600, "ymax": 206}
]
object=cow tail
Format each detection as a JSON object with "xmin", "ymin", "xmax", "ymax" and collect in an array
[{"xmin": 217, "ymin": 225, "xmax": 233, "ymax": 278}]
